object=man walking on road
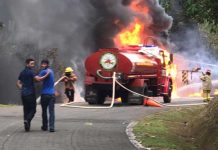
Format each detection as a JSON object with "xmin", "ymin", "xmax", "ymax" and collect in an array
[
  {"xmin": 35, "ymin": 60, "xmax": 56, "ymax": 132},
  {"xmin": 200, "ymin": 70, "xmax": 212, "ymax": 102},
  {"xmin": 17, "ymin": 58, "xmax": 49, "ymax": 131},
  {"xmin": 17, "ymin": 58, "xmax": 36, "ymax": 132}
]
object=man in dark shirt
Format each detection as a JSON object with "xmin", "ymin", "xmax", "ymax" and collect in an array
[
  {"xmin": 17, "ymin": 58, "xmax": 49, "ymax": 132},
  {"xmin": 17, "ymin": 58, "xmax": 36, "ymax": 132},
  {"xmin": 35, "ymin": 59, "xmax": 56, "ymax": 132}
]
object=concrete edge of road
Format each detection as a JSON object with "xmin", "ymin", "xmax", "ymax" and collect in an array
[{"xmin": 126, "ymin": 121, "xmax": 153, "ymax": 150}]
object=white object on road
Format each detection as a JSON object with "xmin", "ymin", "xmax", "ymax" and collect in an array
[
  {"xmin": 115, "ymin": 79, "xmax": 162, "ymax": 106},
  {"xmin": 61, "ymin": 72, "xmax": 164, "ymax": 109},
  {"xmin": 60, "ymin": 72, "xmax": 116, "ymax": 109}
]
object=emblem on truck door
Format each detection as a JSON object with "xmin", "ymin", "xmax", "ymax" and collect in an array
[{"xmin": 100, "ymin": 53, "xmax": 117, "ymax": 70}]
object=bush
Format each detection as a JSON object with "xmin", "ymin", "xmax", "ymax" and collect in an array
[
  {"xmin": 190, "ymin": 98, "xmax": 218, "ymax": 150},
  {"xmin": 183, "ymin": 0, "xmax": 218, "ymax": 24},
  {"xmin": 199, "ymin": 20, "xmax": 218, "ymax": 52}
]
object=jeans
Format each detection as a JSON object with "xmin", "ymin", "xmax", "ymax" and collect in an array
[
  {"xmin": 21, "ymin": 94, "xmax": 36, "ymax": 124},
  {"xmin": 41, "ymin": 94, "xmax": 55, "ymax": 130}
]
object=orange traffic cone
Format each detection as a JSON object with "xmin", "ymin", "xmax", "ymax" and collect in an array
[{"xmin": 143, "ymin": 98, "xmax": 162, "ymax": 107}]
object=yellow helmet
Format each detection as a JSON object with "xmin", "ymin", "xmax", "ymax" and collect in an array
[{"xmin": 65, "ymin": 67, "xmax": 73, "ymax": 73}]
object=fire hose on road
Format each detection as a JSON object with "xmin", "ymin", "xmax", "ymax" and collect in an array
[
  {"xmin": 60, "ymin": 72, "xmax": 116, "ymax": 109},
  {"xmin": 37, "ymin": 72, "xmax": 207, "ymax": 109},
  {"xmin": 60, "ymin": 72, "xmax": 163, "ymax": 109}
]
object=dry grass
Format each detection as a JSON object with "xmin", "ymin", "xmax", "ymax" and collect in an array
[
  {"xmin": 189, "ymin": 98, "xmax": 218, "ymax": 150},
  {"xmin": 133, "ymin": 106, "xmax": 204, "ymax": 150}
]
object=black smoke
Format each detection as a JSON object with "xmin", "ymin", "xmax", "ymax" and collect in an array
[
  {"xmin": 0, "ymin": 0, "xmax": 172, "ymax": 104},
  {"xmin": 91, "ymin": 0, "xmax": 173, "ymax": 49}
]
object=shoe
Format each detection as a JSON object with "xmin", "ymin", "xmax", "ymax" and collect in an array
[
  {"xmin": 41, "ymin": 126, "xmax": 48, "ymax": 131},
  {"xmin": 24, "ymin": 120, "xmax": 30, "ymax": 132},
  {"xmin": 49, "ymin": 129, "xmax": 55, "ymax": 132}
]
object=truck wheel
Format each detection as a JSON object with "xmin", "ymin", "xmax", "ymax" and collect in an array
[
  {"xmin": 163, "ymin": 83, "xmax": 172, "ymax": 103},
  {"xmin": 88, "ymin": 101, "xmax": 97, "ymax": 105},
  {"xmin": 144, "ymin": 83, "xmax": 148, "ymax": 96},
  {"xmin": 133, "ymin": 83, "xmax": 148, "ymax": 105},
  {"xmin": 97, "ymin": 90, "xmax": 107, "ymax": 105},
  {"xmin": 85, "ymin": 86, "xmax": 98, "ymax": 105},
  {"xmin": 86, "ymin": 90, "xmax": 106, "ymax": 105},
  {"xmin": 128, "ymin": 86, "xmax": 144, "ymax": 105},
  {"xmin": 120, "ymin": 90, "xmax": 128, "ymax": 104}
]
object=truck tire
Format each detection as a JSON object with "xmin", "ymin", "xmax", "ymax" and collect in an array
[
  {"xmin": 120, "ymin": 90, "xmax": 128, "ymax": 104},
  {"xmin": 88, "ymin": 101, "xmax": 97, "ymax": 105},
  {"xmin": 85, "ymin": 86, "xmax": 98, "ymax": 105},
  {"xmin": 86, "ymin": 89, "xmax": 106, "ymax": 105},
  {"xmin": 96, "ymin": 90, "xmax": 107, "ymax": 105},
  {"xmin": 163, "ymin": 83, "xmax": 172, "ymax": 103},
  {"xmin": 128, "ymin": 86, "xmax": 144, "ymax": 105},
  {"xmin": 144, "ymin": 83, "xmax": 148, "ymax": 96}
]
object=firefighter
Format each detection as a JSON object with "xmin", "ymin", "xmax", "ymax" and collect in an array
[
  {"xmin": 62, "ymin": 67, "xmax": 77, "ymax": 103},
  {"xmin": 200, "ymin": 70, "xmax": 212, "ymax": 102}
]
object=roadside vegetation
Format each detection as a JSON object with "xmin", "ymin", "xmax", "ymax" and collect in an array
[
  {"xmin": 183, "ymin": 0, "xmax": 218, "ymax": 53},
  {"xmin": 146, "ymin": 1, "xmax": 218, "ymax": 149},
  {"xmin": 0, "ymin": 104, "xmax": 15, "ymax": 107},
  {"xmin": 133, "ymin": 99, "xmax": 218, "ymax": 150},
  {"xmin": 133, "ymin": 1, "xmax": 218, "ymax": 149},
  {"xmin": 133, "ymin": 106, "xmax": 202, "ymax": 150}
]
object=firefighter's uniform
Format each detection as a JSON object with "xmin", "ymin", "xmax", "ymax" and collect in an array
[
  {"xmin": 62, "ymin": 67, "xmax": 77, "ymax": 103},
  {"xmin": 200, "ymin": 72, "xmax": 212, "ymax": 102}
]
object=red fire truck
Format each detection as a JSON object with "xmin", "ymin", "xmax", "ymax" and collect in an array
[{"xmin": 84, "ymin": 44, "xmax": 173, "ymax": 105}]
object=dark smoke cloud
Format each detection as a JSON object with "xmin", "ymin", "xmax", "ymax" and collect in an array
[
  {"xmin": 92, "ymin": 0, "xmax": 173, "ymax": 48},
  {"xmin": 122, "ymin": 0, "xmax": 132, "ymax": 6},
  {"xmin": 0, "ymin": 0, "xmax": 172, "ymax": 103}
]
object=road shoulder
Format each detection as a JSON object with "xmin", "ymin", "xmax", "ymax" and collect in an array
[{"xmin": 127, "ymin": 106, "xmax": 204, "ymax": 150}]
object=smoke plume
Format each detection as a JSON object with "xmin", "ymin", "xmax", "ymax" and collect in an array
[{"xmin": 0, "ymin": 0, "xmax": 172, "ymax": 103}]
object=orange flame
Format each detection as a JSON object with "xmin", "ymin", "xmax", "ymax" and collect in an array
[
  {"xmin": 114, "ymin": 19, "xmax": 143, "ymax": 47},
  {"xmin": 114, "ymin": 1, "xmax": 150, "ymax": 47},
  {"xmin": 189, "ymin": 92, "xmax": 202, "ymax": 97},
  {"xmin": 166, "ymin": 63, "xmax": 178, "ymax": 97},
  {"xmin": 114, "ymin": 1, "xmax": 178, "ymax": 98},
  {"xmin": 131, "ymin": 1, "xmax": 149, "ymax": 14}
]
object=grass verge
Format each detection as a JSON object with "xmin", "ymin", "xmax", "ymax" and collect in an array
[
  {"xmin": 0, "ymin": 104, "xmax": 15, "ymax": 107},
  {"xmin": 133, "ymin": 106, "xmax": 205, "ymax": 150}
]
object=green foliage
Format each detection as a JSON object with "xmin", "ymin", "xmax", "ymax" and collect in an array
[
  {"xmin": 160, "ymin": 0, "xmax": 172, "ymax": 12},
  {"xmin": 183, "ymin": 0, "xmax": 218, "ymax": 52},
  {"xmin": 199, "ymin": 20, "xmax": 218, "ymax": 51},
  {"xmin": 190, "ymin": 99, "xmax": 218, "ymax": 150},
  {"xmin": 133, "ymin": 107, "xmax": 202, "ymax": 149},
  {"xmin": 183, "ymin": 0, "xmax": 218, "ymax": 24}
]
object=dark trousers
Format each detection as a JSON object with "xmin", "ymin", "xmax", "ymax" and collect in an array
[
  {"xmin": 21, "ymin": 94, "xmax": 36, "ymax": 124},
  {"xmin": 41, "ymin": 94, "xmax": 55, "ymax": 130},
  {"xmin": 65, "ymin": 89, "xmax": 75, "ymax": 102}
]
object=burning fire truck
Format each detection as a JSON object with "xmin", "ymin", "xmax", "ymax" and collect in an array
[{"xmin": 84, "ymin": 40, "xmax": 174, "ymax": 105}]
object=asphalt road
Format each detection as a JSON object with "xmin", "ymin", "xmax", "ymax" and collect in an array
[{"xmin": 0, "ymin": 97, "xmax": 205, "ymax": 150}]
